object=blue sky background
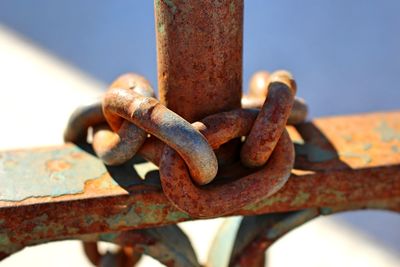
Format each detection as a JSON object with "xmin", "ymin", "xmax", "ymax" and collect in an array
[{"xmin": 0, "ymin": 0, "xmax": 399, "ymax": 254}]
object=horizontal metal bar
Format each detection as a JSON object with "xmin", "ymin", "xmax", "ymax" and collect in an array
[{"xmin": 0, "ymin": 111, "xmax": 400, "ymax": 252}]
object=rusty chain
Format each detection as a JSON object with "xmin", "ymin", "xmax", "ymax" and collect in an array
[{"xmin": 64, "ymin": 70, "xmax": 307, "ymax": 218}]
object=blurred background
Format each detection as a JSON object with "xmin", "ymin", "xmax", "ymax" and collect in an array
[{"xmin": 0, "ymin": 0, "xmax": 399, "ymax": 266}]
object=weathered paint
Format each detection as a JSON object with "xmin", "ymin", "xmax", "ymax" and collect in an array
[
  {"xmin": 0, "ymin": 145, "xmax": 106, "ymax": 201},
  {"xmin": 339, "ymin": 151, "xmax": 372, "ymax": 165},
  {"xmin": 0, "ymin": 111, "xmax": 399, "ymax": 256},
  {"xmin": 375, "ymin": 121, "xmax": 400, "ymax": 142}
]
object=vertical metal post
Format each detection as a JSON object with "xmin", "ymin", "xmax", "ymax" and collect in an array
[{"xmin": 154, "ymin": 0, "xmax": 243, "ymax": 122}]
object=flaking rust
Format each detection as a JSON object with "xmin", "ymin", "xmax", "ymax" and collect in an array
[
  {"xmin": 155, "ymin": 0, "xmax": 243, "ymax": 122},
  {"xmin": 0, "ymin": 111, "xmax": 399, "ymax": 253},
  {"xmin": 1, "ymin": 0, "xmax": 399, "ymax": 264}
]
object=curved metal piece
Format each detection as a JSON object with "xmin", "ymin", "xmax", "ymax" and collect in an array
[
  {"xmin": 82, "ymin": 241, "xmax": 142, "ymax": 267},
  {"xmin": 1, "ymin": 225, "xmax": 200, "ymax": 267},
  {"xmin": 243, "ymin": 70, "xmax": 307, "ymax": 125},
  {"xmin": 63, "ymin": 99, "xmax": 104, "ymax": 143},
  {"xmin": 103, "ymin": 87, "xmax": 218, "ymax": 185},
  {"xmin": 93, "ymin": 225, "xmax": 200, "ymax": 267},
  {"xmin": 241, "ymin": 71, "xmax": 296, "ymax": 168},
  {"xmin": 92, "ymin": 73, "xmax": 154, "ymax": 166},
  {"xmin": 226, "ymin": 205, "xmax": 400, "ymax": 267},
  {"xmin": 158, "ymin": 109, "xmax": 294, "ymax": 218},
  {"xmin": 241, "ymin": 96, "xmax": 308, "ymax": 125}
]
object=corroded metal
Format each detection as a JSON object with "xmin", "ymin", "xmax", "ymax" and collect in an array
[
  {"xmin": 1, "ymin": 111, "xmax": 399, "ymax": 255},
  {"xmin": 83, "ymin": 242, "xmax": 142, "ymax": 267},
  {"xmin": 81, "ymin": 224, "xmax": 199, "ymax": 267},
  {"xmin": 102, "ymin": 86, "xmax": 218, "ymax": 185},
  {"xmin": 241, "ymin": 96, "xmax": 308, "ymax": 125},
  {"xmin": 242, "ymin": 70, "xmax": 308, "ymax": 125},
  {"xmin": 154, "ymin": 0, "xmax": 243, "ymax": 122},
  {"xmin": 228, "ymin": 204, "xmax": 399, "ymax": 267},
  {"xmin": 159, "ymin": 109, "xmax": 294, "ymax": 218},
  {"xmin": 63, "ymin": 98, "xmax": 104, "ymax": 143},
  {"xmin": 92, "ymin": 73, "xmax": 154, "ymax": 166},
  {"xmin": 241, "ymin": 71, "xmax": 296, "ymax": 167}
]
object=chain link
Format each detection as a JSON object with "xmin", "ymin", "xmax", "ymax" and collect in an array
[{"xmin": 64, "ymin": 70, "xmax": 307, "ymax": 218}]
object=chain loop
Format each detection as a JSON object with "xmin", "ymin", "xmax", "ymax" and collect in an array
[
  {"xmin": 158, "ymin": 109, "xmax": 294, "ymax": 218},
  {"xmin": 102, "ymin": 86, "xmax": 218, "ymax": 185},
  {"xmin": 241, "ymin": 71, "xmax": 296, "ymax": 168},
  {"xmin": 92, "ymin": 73, "xmax": 154, "ymax": 165},
  {"xmin": 65, "ymin": 70, "xmax": 306, "ymax": 218}
]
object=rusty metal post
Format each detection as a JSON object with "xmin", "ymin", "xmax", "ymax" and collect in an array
[{"xmin": 154, "ymin": 0, "xmax": 243, "ymax": 122}]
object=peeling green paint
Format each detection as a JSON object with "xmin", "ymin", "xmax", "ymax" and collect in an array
[
  {"xmin": 0, "ymin": 234, "xmax": 9, "ymax": 246},
  {"xmin": 106, "ymin": 201, "xmax": 169, "ymax": 229},
  {"xmin": 165, "ymin": 211, "xmax": 190, "ymax": 222},
  {"xmin": 340, "ymin": 151, "xmax": 372, "ymax": 165},
  {"xmin": 0, "ymin": 146, "xmax": 106, "ymax": 201},
  {"xmin": 290, "ymin": 192, "xmax": 310, "ymax": 206},
  {"xmin": 244, "ymin": 196, "xmax": 290, "ymax": 211},
  {"xmin": 158, "ymin": 23, "xmax": 165, "ymax": 34},
  {"xmin": 163, "ymin": 0, "xmax": 178, "ymax": 14},
  {"xmin": 98, "ymin": 232, "xmax": 118, "ymax": 243},
  {"xmin": 319, "ymin": 207, "xmax": 333, "ymax": 215},
  {"xmin": 106, "ymin": 206, "xmax": 141, "ymax": 229},
  {"xmin": 229, "ymin": 1, "xmax": 235, "ymax": 14},
  {"xmin": 375, "ymin": 121, "xmax": 400, "ymax": 142},
  {"xmin": 295, "ymin": 143, "xmax": 337, "ymax": 163},
  {"xmin": 317, "ymin": 189, "xmax": 346, "ymax": 202}
]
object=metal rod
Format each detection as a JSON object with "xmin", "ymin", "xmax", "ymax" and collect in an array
[
  {"xmin": 1, "ymin": 111, "xmax": 400, "ymax": 252},
  {"xmin": 154, "ymin": 0, "xmax": 243, "ymax": 122}
]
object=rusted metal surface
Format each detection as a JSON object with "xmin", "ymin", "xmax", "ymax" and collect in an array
[
  {"xmin": 102, "ymin": 86, "xmax": 218, "ymax": 185},
  {"xmin": 92, "ymin": 73, "xmax": 155, "ymax": 166},
  {"xmin": 241, "ymin": 96, "xmax": 308, "ymax": 125},
  {"xmin": 242, "ymin": 70, "xmax": 308, "ymax": 125},
  {"xmin": 229, "ymin": 205, "xmax": 400, "ymax": 267},
  {"xmin": 65, "ymin": 71, "xmax": 300, "ymax": 218},
  {"xmin": 1, "ymin": 111, "xmax": 399, "ymax": 256},
  {"xmin": 154, "ymin": 0, "xmax": 243, "ymax": 122},
  {"xmin": 158, "ymin": 109, "xmax": 294, "ymax": 217},
  {"xmin": 83, "ymin": 242, "xmax": 142, "ymax": 267},
  {"xmin": 241, "ymin": 71, "xmax": 296, "ymax": 167},
  {"xmin": 63, "ymin": 98, "xmax": 104, "ymax": 143},
  {"xmin": 80, "ymin": 224, "xmax": 199, "ymax": 267}
]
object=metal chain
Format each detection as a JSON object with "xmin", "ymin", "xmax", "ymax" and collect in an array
[{"xmin": 64, "ymin": 70, "xmax": 307, "ymax": 218}]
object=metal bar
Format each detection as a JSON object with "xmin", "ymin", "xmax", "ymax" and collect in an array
[
  {"xmin": 1, "ymin": 111, "xmax": 400, "ymax": 252},
  {"xmin": 154, "ymin": 0, "xmax": 243, "ymax": 122}
]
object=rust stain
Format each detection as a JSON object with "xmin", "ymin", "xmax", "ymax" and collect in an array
[{"xmin": 46, "ymin": 159, "xmax": 71, "ymax": 172}]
